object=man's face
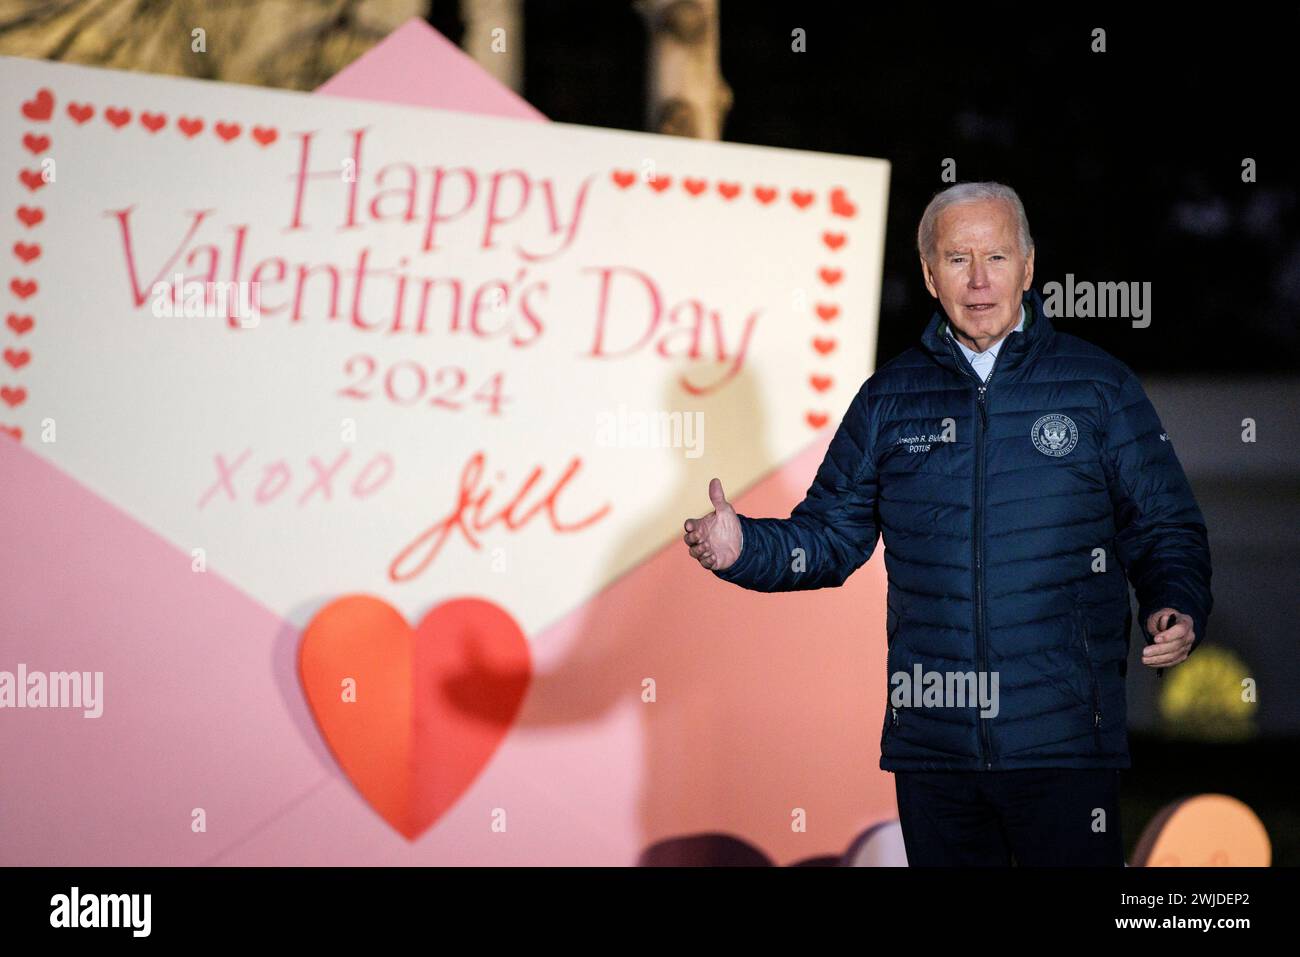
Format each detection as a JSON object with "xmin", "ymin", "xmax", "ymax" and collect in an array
[{"xmin": 921, "ymin": 199, "xmax": 1034, "ymax": 353}]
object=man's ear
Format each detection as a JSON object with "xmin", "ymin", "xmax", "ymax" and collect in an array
[
  {"xmin": 921, "ymin": 256, "xmax": 938, "ymax": 298},
  {"xmin": 1022, "ymin": 246, "xmax": 1035, "ymax": 290}
]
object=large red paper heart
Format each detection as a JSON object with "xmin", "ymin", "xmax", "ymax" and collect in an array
[{"xmin": 299, "ymin": 594, "xmax": 531, "ymax": 840}]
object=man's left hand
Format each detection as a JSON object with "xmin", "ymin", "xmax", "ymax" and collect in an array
[{"xmin": 1143, "ymin": 608, "xmax": 1195, "ymax": 670}]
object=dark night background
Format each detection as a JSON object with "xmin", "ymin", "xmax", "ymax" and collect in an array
[{"xmin": 426, "ymin": 2, "xmax": 1300, "ymax": 864}]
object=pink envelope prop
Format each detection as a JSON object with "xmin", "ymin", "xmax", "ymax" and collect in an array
[{"xmin": 0, "ymin": 20, "xmax": 895, "ymax": 865}]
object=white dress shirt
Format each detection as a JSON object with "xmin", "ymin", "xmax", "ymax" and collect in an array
[{"xmin": 948, "ymin": 303, "xmax": 1026, "ymax": 382}]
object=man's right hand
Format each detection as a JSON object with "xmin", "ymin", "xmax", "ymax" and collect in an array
[{"xmin": 682, "ymin": 477, "xmax": 743, "ymax": 572}]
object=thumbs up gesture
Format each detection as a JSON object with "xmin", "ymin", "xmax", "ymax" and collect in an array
[{"xmin": 682, "ymin": 477, "xmax": 743, "ymax": 572}]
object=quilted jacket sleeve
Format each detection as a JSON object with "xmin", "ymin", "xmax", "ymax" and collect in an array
[
  {"xmin": 1102, "ymin": 369, "xmax": 1213, "ymax": 653},
  {"xmin": 711, "ymin": 380, "xmax": 880, "ymax": 591}
]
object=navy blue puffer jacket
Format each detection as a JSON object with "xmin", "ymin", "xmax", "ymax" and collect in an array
[{"xmin": 713, "ymin": 287, "xmax": 1212, "ymax": 771}]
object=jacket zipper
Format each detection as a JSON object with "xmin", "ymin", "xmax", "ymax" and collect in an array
[
  {"xmin": 887, "ymin": 617, "xmax": 899, "ymax": 732},
  {"xmin": 1075, "ymin": 609, "xmax": 1103, "ymax": 747},
  {"xmin": 946, "ymin": 332, "xmax": 994, "ymax": 770}
]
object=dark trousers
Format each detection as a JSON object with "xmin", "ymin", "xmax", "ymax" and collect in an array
[{"xmin": 894, "ymin": 768, "xmax": 1125, "ymax": 866}]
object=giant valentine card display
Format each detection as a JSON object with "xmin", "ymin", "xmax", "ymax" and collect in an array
[{"xmin": 0, "ymin": 42, "xmax": 891, "ymax": 864}]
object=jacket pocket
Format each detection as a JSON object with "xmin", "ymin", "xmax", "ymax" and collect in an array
[{"xmin": 1071, "ymin": 607, "xmax": 1103, "ymax": 747}]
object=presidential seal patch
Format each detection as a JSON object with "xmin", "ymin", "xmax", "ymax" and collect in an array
[{"xmin": 1031, "ymin": 413, "xmax": 1078, "ymax": 457}]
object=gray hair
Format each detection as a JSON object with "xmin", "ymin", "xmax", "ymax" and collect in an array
[{"xmin": 916, "ymin": 182, "xmax": 1033, "ymax": 264}]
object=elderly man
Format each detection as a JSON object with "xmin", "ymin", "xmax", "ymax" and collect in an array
[{"xmin": 682, "ymin": 182, "xmax": 1212, "ymax": 866}]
